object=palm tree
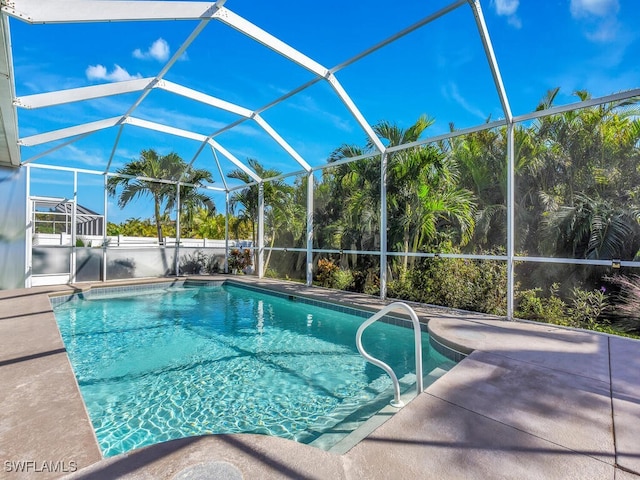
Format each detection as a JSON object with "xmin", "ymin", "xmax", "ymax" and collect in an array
[
  {"xmin": 323, "ymin": 115, "xmax": 476, "ymax": 274},
  {"xmin": 107, "ymin": 149, "xmax": 213, "ymax": 244},
  {"xmin": 530, "ymin": 89, "xmax": 640, "ymax": 259},
  {"xmin": 322, "ymin": 146, "xmax": 381, "ymax": 271},
  {"xmin": 445, "ymin": 121, "xmax": 545, "ymax": 251},
  {"xmin": 540, "ymin": 193, "xmax": 640, "ymax": 260},
  {"xmin": 227, "ymin": 158, "xmax": 297, "ymax": 271},
  {"xmin": 167, "ymin": 165, "xmax": 216, "ymax": 237}
]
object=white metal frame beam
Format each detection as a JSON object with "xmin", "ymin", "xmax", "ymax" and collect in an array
[
  {"xmin": 18, "ymin": 116, "xmax": 122, "ymax": 147},
  {"xmin": 8, "ymin": 0, "xmax": 384, "ymax": 179},
  {"xmin": 124, "ymin": 117, "xmax": 208, "ymax": 142},
  {"xmin": 214, "ymin": 7, "xmax": 328, "ymax": 78},
  {"xmin": 468, "ymin": 0, "xmax": 514, "ymax": 317},
  {"xmin": 207, "ymin": 139, "xmax": 262, "ymax": 183},
  {"xmin": 252, "ymin": 114, "xmax": 311, "ymax": 172},
  {"xmin": 468, "ymin": 0, "xmax": 512, "ymax": 123},
  {"xmin": 0, "ymin": 15, "xmax": 19, "ymax": 167},
  {"xmin": 158, "ymin": 80, "xmax": 253, "ymax": 118},
  {"xmin": 14, "ymin": 78, "xmax": 155, "ymax": 109},
  {"xmin": 2, "ymin": 1, "xmax": 225, "ymax": 23}
]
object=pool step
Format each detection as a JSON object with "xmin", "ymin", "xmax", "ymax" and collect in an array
[{"xmin": 310, "ymin": 365, "xmax": 453, "ymax": 453}]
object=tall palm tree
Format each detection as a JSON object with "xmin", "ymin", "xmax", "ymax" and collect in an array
[
  {"xmin": 227, "ymin": 158, "xmax": 296, "ymax": 271},
  {"xmin": 530, "ymin": 89, "xmax": 640, "ymax": 259},
  {"xmin": 107, "ymin": 149, "xmax": 213, "ymax": 244},
  {"xmin": 167, "ymin": 165, "xmax": 216, "ymax": 237},
  {"xmin": 323, "ymin": 146, "xmax": 381, "ymax": 269},
  {"xmin": 228, "ymin": 158, "xmax": 276, "ymax": 244},
  {"xmin": 325, "ymin": 115, "xmax": 476, "ymax": 272},
  {"xmin": 540, "ymin": 193, "xmax": 640, "ymax": 260}
]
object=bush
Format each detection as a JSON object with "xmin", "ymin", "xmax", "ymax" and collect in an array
[
  {"xmin": 516, "ymin": 284, "xmax": 568, "ymax": 324},
  {"xmin": 314, "ymin": 258, "xmax": 354, "ymax": 290},
  {"xmin": 228, "ymin": 248, "xmax": 253, "ymax": 272},
  {"xmin": 515, "ymin": 283, "xmax": 610, "ymax": 330},
  {"xmin": 387, "ymin": 244, "xmax": 507, "ymax": 315},
  {"xmin": 604, "ymin": 274, "xmax": 640, "ymax": 333},
  {"xmin": 569, "ymin": 287, "xmax": 608, "ymax": 329},
  {"xmin": 316, "ymin": 258, "xmax": 339, "ymax": 287},
  {"xmin": 333, "ymin": 269, "xmax": 354, "ymax": 290}
]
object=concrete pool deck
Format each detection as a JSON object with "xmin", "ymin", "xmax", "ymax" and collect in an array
[{"xmin": 1, "ymin": 276, "xmax": 638, "ymax": 479}]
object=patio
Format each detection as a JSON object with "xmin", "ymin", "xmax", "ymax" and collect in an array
[
  {"xmin": 1, "ymin": 277, "xmax": 638, "ymax": 479},
  {"xmin": 0, "ymin": 1, "xmax": 639, "ymax": 478}
]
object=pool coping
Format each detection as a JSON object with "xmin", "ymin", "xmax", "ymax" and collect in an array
[{"xmin": 1, "ymin": 275, "xmax": 639, "ymax": 479}]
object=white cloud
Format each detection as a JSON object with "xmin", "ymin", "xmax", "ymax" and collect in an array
[
  {"xmin": 287, "ymin": 95, "xmax": 354, "ymax": 133},
  {"xmin": 135, "ymin": 104, "xmax": 229, "ymax": 133},
  {"xmin": 570, "ymin": 0, "xmax": 620, "ymax": 43},
  {"xmin": 492, "ymin": 0, "xmax": 521, "ymax": 28},
  {"xmin": 86, "ymin": 64, "xmax": 142, "ymax": 82},
  {"xmin": 494, "ymin": 0, "xmax": 519, "ymax": 16},
  {"xmin": 585, "ymin": 17, "xmax": 619, "ymax": 42},
  {"xmin": 132, "ymin": 38, "xmax": 171, "ymax": 62},
  {"xmin": 46, "ymin": 144, "xmax": 106, "ymax": 168},
  {"xmin": 443, "ymin": 83, "xmax": 487, "ymax": 121},
  {"xmin": 570, "ymin": 0, "xmax": 619, "ymax": 18}
]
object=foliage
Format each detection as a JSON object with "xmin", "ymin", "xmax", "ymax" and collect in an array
[
  {"xmin": 515, "ymin": 283, "xmax": 610, "ymax": 331},
  {"xmin": 107, "ymin": 217, "xmax": 174, "ymax": 238},
  {"xmin": 228, "ymin": 248, "xmax": 253, "ymax": 272},
  {"xmin": 314, "ymin": 258, "xmax": 354, "ymax": 290},
  {"xmin": 604, "ymin": 274, "xmax": 640, "ymax": 333},
  {"xmin": 184, "ymin": 211, "xmax": 227, "ymax": 239},
  {"xmin": 107, "ymin": 213, "xmax": 249, "ymax": 241},
  {"xmin": 315, "ymin": 258, "xmax": 339, "ymax": 287},
  {"xmin": 387, "ymin": 243, "xmax": 507, "ymax": 315},
  {"xmin": 515, "ymin": 285, "xmax": 568, "ymax": 325},
  {"xmin": 107, "ymin": 149, "xmax": 213, "ymax": 243}
]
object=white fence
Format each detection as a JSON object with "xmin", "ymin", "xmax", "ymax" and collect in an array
[{"xmin": 33, "ymin": 233, "xmax": 251, "ymax": 248}]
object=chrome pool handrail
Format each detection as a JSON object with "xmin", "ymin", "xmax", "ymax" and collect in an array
[{"xmin": 356, "ymin": 302, "xmax": 424, "ymax": 408}]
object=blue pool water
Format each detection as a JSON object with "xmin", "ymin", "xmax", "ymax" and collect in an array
[{"xmin": 53, "ymin": 283, "xmax": 454, "ymax": 457}]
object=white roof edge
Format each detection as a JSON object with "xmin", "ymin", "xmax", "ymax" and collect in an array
[{"xmin": 2, "ymin": 0, "xmax": 224, "ymax": 24}]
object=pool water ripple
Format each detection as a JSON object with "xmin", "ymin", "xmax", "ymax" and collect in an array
[{"xmin": 54, "ymin": 284, "xmax": 453, "ymax": 457}]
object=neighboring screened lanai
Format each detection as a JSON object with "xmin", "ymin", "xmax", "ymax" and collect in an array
[{"xmin": 0, "ymin": 0, "xmax": 639, "ymax": 328}]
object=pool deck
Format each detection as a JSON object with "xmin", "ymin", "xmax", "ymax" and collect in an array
[{"xmin": 1, "ymin": 275, "xmax": 639, "ymax": 479}]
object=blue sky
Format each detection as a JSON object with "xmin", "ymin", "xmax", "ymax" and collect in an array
[{"xmin": 10, "ymin": 0, "xmax": 640, "ymax": 223}]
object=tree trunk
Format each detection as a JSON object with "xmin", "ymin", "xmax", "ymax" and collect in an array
[
  {"xmin": 154, "ymin": 196, "xmax": 163, "ymax": 244},
  {"xmin": 263, "ymin": 228, "xmax": 277, "ymax": 273},
  {"xmin": 402, "ymin": 201, "xmax": 411, "ymax": 271}
]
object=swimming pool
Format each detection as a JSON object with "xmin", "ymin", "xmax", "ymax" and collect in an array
[{"xmin": 53, "ymin": 282, "xmax": 455, "ymax": 457}]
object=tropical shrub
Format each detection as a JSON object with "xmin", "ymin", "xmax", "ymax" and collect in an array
[
  {"xmin": 569, "ymin": 287, "xmax": 608, "ymax": 329},
  {"xmin": 333, "ymin": 269, "xmax": 355, "ymax": 291},
  {"xmin": 605, "ymin": 274, "xmax": 640, "ymax": 333},
  {"xmin": 516, "ymin": 283, "xmax": 568, "ymax": 324},
  {"xmin": 316, "ymin": 258, "xmax": 339, "ymax": 287},
  {"xmin": 515, "ymin": 283, "xmax": 610, "ymax": 330},
  {"xmin": 314, "ymin": 258, "xmax": 354, "ymax": 290},
  {"xmin": 387, "ymin": 244, "xmax": 507, "ymax": 315},
  {"xmin": 228, "ymin": 248, "xmax": 253, "ymax": 272}
]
